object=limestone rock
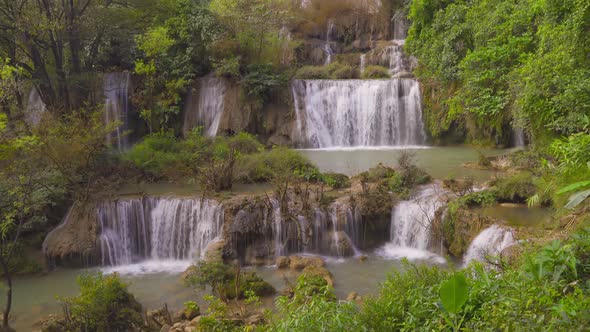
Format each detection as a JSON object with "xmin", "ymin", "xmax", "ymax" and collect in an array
[
  {"xmin": 330, "ymin": 231, "xmax": 356, "ymax": 257},
  {"xmin": 160, "ymin": 324, "xmax": 171, "ymax": 332},
  {"xmin": 276, "ymin": 256, "xmax": 290, "ymax": 269},
  {"xmin": 289, "ymin": 255, "xmax": 325, "ymax": 270},
  {"xmin": 302, "ymin": 265, "xmax": 334, "ymax": 287},
  {"xmin": 346, "ymin": 291, "xmax": 362, "ymax": 301}
]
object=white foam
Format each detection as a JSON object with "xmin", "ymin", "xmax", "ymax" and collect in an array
[
  {"xmin": 297, "ymin": 145, "xmax": 431, "ymax": 152},
  {"xmin": 376, "ymin": 244, "xmax": 445, "ymax": 264},
  {"xmin": 100, "ymin": 260, "xmax": 192, "ymax": 276}
]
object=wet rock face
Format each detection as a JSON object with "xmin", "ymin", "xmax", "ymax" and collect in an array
[{"xmin": 42, "ymin": 203, "xmax": 100, "ymax": 268}]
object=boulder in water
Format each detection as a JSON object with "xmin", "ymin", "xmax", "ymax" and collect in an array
[
  {"xmin": 302, "ymin": 266, "xmax": 334, "ymax": 287},
  {"xmin": 289, "ymin": 255, "xmax": 325, "ymax": 270},
  {"xmin": 276, "ymin": 256, "xmax": 290, "ymax": 268}
]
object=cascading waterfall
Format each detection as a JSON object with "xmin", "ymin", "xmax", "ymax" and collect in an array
[
  {"xmin": 183, "ymin": 77, "xmax": 227, "ymax": 137},
  {"xmin": 378, "ymin": 187, "xmax": 445, "ymax": 262},
  {"xmin": 383, "ymin": 42, "xmax": 410, "ymax": 76},
  {"xmin": 26, "ymin": 87, "xmax": 46, "ymax": 126},
  {"xmin": 360, "ymin": 54, "xmax": 367, "ymax": 75},
  {"xmin": 324, "ymin": 19, "xmax": 335, "ymax": 65},
  {"xmin": 292, "ymin": 79, "xmax": 426, "ymax": 148},
  {"xmin": 513, "ymin": 127, "xmax": 526, "ymax": 148},
  {"xmin": 98, "ymin": 197, "xmax": 223, "ymax": 269},
  {"xmin": 463, "ymin": 225, "xmax": 515, "ymax": 265},
  {"xmin": 104, "ymin": 72, "xmax": 131, "ymax": 151}
]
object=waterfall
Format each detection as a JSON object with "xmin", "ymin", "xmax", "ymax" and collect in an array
[
  {"xmin": 104, "ymin": 72, "xmax": 131, "ymax": 152},
  {"xmin": 324, "ymin": 19, "xmax": 335, "ymax": 65},
  {"xmin": 513, "ymin": 127, "xmax": 526, "ymax": 148},
  {"xmin": 360, "ymin": 54, "xmax": 367, "ymax": 75},
  {"xmin": 464, "ymin": 225, "xmax": 515, "ymax": 265},
  {"xmin": 98, "ymin": 197, "xmax": 223, "ymax": 269},
  {"xmin": 378, "ymin": 187, "xmax": 445, "ymax": 262},
  {"xmin": 183, "ymin": 77, "xmax": 227, "ymax": 137},
  {"xmin": 383, "ymin": 42, "xmax": 410, "ymax": 76},
  {"xmin": 26, "ymin": 87, "xmax": 46, "ymax": 126},
  {"xmin": 392, "ymin": 11, "xmax": 408, "ymax": 40},
  {"xmin": 292, "ymin": 79, "xmax": 426, "ymax": 148}
]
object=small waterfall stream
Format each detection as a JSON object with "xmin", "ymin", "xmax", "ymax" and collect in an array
[
  {"xmin": 292, "ymin": 79, "xmax": 426, "ymax": 148},
  {"xmin": 104, "ymin": 72, "xmax": 131, "ymax": 151},
  {"xmin": 98, "ymin": 197, "xmax": 223, "ymax": 269},
  {"xmin": 463, "ymin": 225, "xmax": 515, "ymax": 265},
  {"xmin": 324, "ymin": 19, "xmax": 335, "ymax": 65},
  {"xmin": 183, "ymin": 77, "xmax": 227, "ymax": 137},
  {"xmin": 378, "ymin": 187, "xmax": 445, "ymax": 262},
  {"xmin": 26, "ymin": 87, "xmax": 46, "ymax": 126}
]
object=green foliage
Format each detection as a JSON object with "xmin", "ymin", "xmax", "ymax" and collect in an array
[
  {"xmin": 213, "ymin": 56, "xmax": 242, "ymax": 78},
  {"xmin": 361, "ymin": 65, "xmax": 390, "ymax": 79},
  {"xmin": 242, "ymin": 63, "xmax": 288, "ymax": 105},
  {"xmin": 185, "ymin": 260, "xmax": 234, "ymax": 300},
  {"xmin": 267, "ymin": 274, "xmax": 364, "ymax": 331},
  {"xmin": 60, "ymin": 273, "xmax": 143, "ymax": 332},
  {"xmin": 321, "ymin": 173, "xmax": 351, "ymax": 189},
  {"xmin": 551, "ymin": 133, "xmax": 590, "ymax": 169},
  {"xmin": 439, "ymin": 273, "xmax": 469, "ymax": 314},
  {"xmin": 407, "ymin": 0, "xmax": 590, "ymax": 144},
  {"xmin": 234, "ymin": 147, "xmax": 318, "ymax": 183},
  {"xmin": 197, "ymin": 295, "xmax": 240, "ymax": 332}
]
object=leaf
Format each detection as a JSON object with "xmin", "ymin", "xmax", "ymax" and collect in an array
[
  {"xmin": 565, "ymin": 189, "xmax": 590, "ymax": 209},
  {"xmin": 557, "ymin": 181, "xmax": 590, "ymax": 194},
  {"xmin": 439, "ymin": 273, "xmax": 469, "ymax": 314}
]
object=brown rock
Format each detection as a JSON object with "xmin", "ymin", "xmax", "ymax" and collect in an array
[
  {"xmin": 302, "ymin": 266, "xmax": 334, "ymax": 287},
  {"xmin": 276, "ymin": 256, "xmax": 290, "ymax": 269},
  {"xmin": 289, "ymin": 255, "xmax": 325, "ymax": 270}
]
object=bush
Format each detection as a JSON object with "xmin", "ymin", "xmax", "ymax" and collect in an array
[
  {"xmin": 361, "ymin": 65, "xmax": 390, "ymax": 79},
  {"xmin": 60, "ymin": 273, "xmax": 143, "ymax": 332},
  {"xmin": 295, "ymin": 65, "xmax": 330, "ymax": 79},
  {"xmin": 321, "ymin": 172, "xmax": 351, "ymax": 189},
  {"xmin": 242, "ymin": 63, "xmax": 288, "ymax": 104},
  {"xmin": 234, "ymin": 147, "xmax": 318, "ymax": 183},
  {"xmin": 213, "ymin": 56, "xmax": 241, "ymax": 79},
  {"xmin": 123, "ymin": 131, "xmax": 185, "ymax": 179}
]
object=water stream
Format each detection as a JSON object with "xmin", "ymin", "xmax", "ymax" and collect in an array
[
  {"xmin": 104, "ymin": 72, "xmax": 131, "ymax": 151},
  {"xmin": 183, "ymin": 77, "xmax": 227, "ymax": 137}
]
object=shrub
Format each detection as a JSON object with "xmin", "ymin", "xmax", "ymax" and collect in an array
[
  {"xmin": 123, "ymin": 131, "xmax": 184, "ymax": 179},
  {"xmin": 213, "ymin": 56, "xmax": 241, "ymax": 79},
  {"xmin": 60, "ymin": 273, "xmax": 143, "ymax": 332},
  {"xmin": 242, "ymin": 63, "xmax": 288, "ymax": 104},
  {"xmin": 361, "ymin": 65, "xmax": 390, "ymax": 79},
  {"xmin": 321, "ymin": 172, "xmax": 351, "ymax": 189},
  {"xmin": 234, "ymin": 147, "xmax": 318, "ymax": 183}
]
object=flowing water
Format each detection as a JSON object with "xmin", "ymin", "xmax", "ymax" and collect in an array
[
  {"xmin": 292, "ymin": 79, "xmax": 426, "ymax": 148},
  {"xmin": 26, "ymin": 87, "xmax": 46, "ymax": 126},
  {"xmin": 377, "ymin": 186, "xmax": 446, "ymax": 263},
  {"xmin": 98, "ymin": 197, "xmax": 223, "ymax": 269},
  {"xmin": 463, "ymin": 225, "xmax": 515, "ymax": 264},
  {"xmin": 104, "ymin": 72, "xmax": 131, "ymax": 151},
  {"xmin": 183, "ymin": 77, "xmax": 227, "ymax": 137},
  {"xmin": 324, "ymin": 19, "xmax": 335, "ymax": 65}
]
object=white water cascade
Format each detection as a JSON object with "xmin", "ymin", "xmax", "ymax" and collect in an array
[
  {"xmin": 98, "ymin": 197, "xmax": 223, "ymax": 272},
  {"xmin": 378, "ymin": 187, "xmax": 445, "ymax": 262},
  {"xmin": 183, "ymin": 77, "xmax": 227, "ymax": 137},
  {"xmin": 360, "ymin": 54, "xmax": 367, "ymax": 75},
  {"xmin": 324, "ymin": 19, "xmax": 335, "ymax": 65},
  {"xmin": 292, "ymin": 79, "xmax": 426, "ymax": 148},
  {"xmin": 513, "ymin": 127, "xmax": 526, "ymax": 148},
  {"xmin": 104, "ymin": 72, "xmax": 131, "ymax": 151},
  {"xmin": 25, "ymin": 87, "xmax": 46, "ymax": 126},
  {"xmin": 463, "ymin": 225, "xmax": 515, "ymax": 265}
]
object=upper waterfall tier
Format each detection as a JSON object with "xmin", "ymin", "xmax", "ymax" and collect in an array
[
  {"xmin": 292, "ymin": 79, "xmax": 427, "ymax": 148},
  {"xmin": 104, "ymin": 72, "xmax": 131, "ymax": 151},
  {"xmin": 98, "ymin": 197, "xmax": 223, "ymax": 266}
]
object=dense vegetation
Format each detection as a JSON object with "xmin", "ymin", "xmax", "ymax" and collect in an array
[{"xmin": 406, "ymin": 0, "xmax": 590, "ymax": 146}]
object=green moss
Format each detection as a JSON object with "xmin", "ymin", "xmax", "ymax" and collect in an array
[
  {"xmin": 492, "ymin": 172, "xmax": 536, "ymax": 203},
  {"xmin": 321, "ymin": 172, "xmax": 351, "ymax": 189}
]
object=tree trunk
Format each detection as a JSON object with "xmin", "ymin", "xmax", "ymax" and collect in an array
[{"xmin": 0, "ymin": 257, "xmax": 14, "ymax": 332}]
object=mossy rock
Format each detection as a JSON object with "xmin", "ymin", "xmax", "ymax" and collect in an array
[
  {"xmin": 224, "ymin": 272, "xmax": 276, "ymax": 299},
  {"xmin": 492, "ymin": 172, "xmax": 536, "ymax": 203},
  {"xmin": 360, "ymin": 163, "xmax": 396, "ymax": 182}
]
